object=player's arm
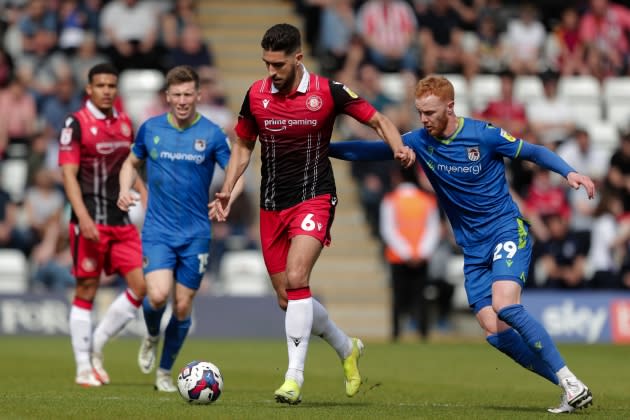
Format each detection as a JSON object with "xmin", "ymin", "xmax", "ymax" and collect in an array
[
  {"xmin": 329, "ymin": 140, "xmax": 394, "ymax": 161},
  {"xmin": 214, "ymin": 137, "xmax": 255, "ymax": 220},
  {"xmin": 517, "ymin": 141, "xmax": 595, "ymax": 199},
  {"xmin": 61, "ymin": 163, "xmax": 99, "ymax": 241},
  {"xmin": 365, "ymin": 111, "xmax": 415, "ymax": 167},
  {"xmin": 118, "ymin": 152, "xmax": 144, "ymax": 212}
]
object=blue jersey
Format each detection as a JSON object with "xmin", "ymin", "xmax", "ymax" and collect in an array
[
  {"xmin": 329, "ymin": 117, "xmax": 574, "ymax": 249},
  {"xmin": 132, "ymin": 113, "xmax": 230, "ymax": 244},
  {"xmin": 404, "ymin": 117, "xmax": 524, "ymax": 247}
]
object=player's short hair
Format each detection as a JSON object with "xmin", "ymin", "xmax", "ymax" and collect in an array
[
  {"xmin": 261, "ymin": 23, "xmax": 301, "ymax": 55},
  {"xmin": 415, "ymin": 75, "xmax": 455, "ymax": 102},
  {"xmin": 165, "ymin": 65, "xmax": 199, "ymax": 90},
  {"xmin": 88, "ymin": 62, "xmax": 119, "ymax": 83}
]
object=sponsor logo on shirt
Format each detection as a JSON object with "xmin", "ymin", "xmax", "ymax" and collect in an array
[
  {"xmin": 342, "ymin": 85, "xmax": 358, "ymax": 99},
  {"xmin": 436, "ymin": 163, "xmax": 482, "ymax": 175},
  {"xmin": 160, "ymin": 150, "xmax": 205, "ymax": 164},
  {"xmin": 96, "ymin": 141, "xmax": 130, "ymax": 155},
  {"xmin": 262, "ymin": 99, "xmax": 270, "ymax": 109},
  {"xmin": 263, "ymin": 118, "xmax": 318, "ymax": 132},
  {"xmin": 500, "ymin": 129, "xmax": 516, "ymax": 142}
]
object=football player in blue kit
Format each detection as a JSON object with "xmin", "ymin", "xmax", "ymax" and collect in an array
[
  {"xmin": 328, "ymin": 75, "xmax": 595, "ymax": 414},
  {"xmin": 117, "ymin": 65, "xmax": 243, "ymax": 392}
]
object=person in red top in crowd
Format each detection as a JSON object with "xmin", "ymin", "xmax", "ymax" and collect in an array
[
  {"xmin": 477, "ymin": 70, "xmax": 528, "ymax": 139},
  {"xmin": 59, "ymin": 62, "xmax": 147, "ymax": 387},
  {"xmin": 211, "ymin": 23, "xmax": 414, "ymax": 404}
]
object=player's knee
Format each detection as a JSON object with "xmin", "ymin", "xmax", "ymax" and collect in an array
[
  {"xmin": 173, "ymin": 300, "xmax": 192, "ymax": 319},
  {"xmin": 285, "ymin": 266, "xmax": 309, "ymax": 289}
]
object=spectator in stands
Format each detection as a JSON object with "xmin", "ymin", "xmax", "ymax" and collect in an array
[
  {"xmin": 477, "ymin": 70, "xmax": 528, "ymax": 139},
  {"xmin": 196, "ymin": 65, "xmax": 235, "ymax": 140},
  {"xmin": 0, "ymin": 47, "xmax": 14, "ymax": 88},
  {"xmin": 526, "ymin": 70, "xmax": 575, "ymax": 146},
  {"xmin": 317, "ymin": 0, "xmax": 357, "ymax": 77},
  {"xmin": 99, "ymin": 0, "xmax": 162, "ymax": 72},
  {"xmin": 606, "ymin": 130, "xmax": 630, "ymax": 213},
  {"xmin": 466, "ymin": 13, "xmax": 507, "ymax": 76},
  {"xmin": 0, "ymin": 73, "xmax": 38, "ymax": 159},
  {"xmin": 557, "ymin": 127, "xmax": 610, "ymax": 183},
  {"xmin": 160, "ymin": 0, "xmax": 198, "ymax": 50},
  {"xmin": 0, "ymin": 181, "xmax": 31, "ymax": 255},
  {"xmin": 163, "ymin": 23, "xmax": 213, "ymax": 70},
  {"xmin": 547, "ymin": 7, "xmax": 589, "ymax": 76},
  {"xmin": 23, "ymin": 167, "xmax": 64, "ymax": 256},
  {"xmin": 57, "ymin": 0, "xmax": 87, "ymax": 54},
  {"xmin": 588, "ymin": 188, "xmax": 626, "ymax": 288},
  {"xmin": 417, "ymin": 0, "xmax": 472, "ymax": 77},
  {"xmin": 538, "ymin": 212, "xmax": 589, "ymax": 289},
  {"xmin": 79, "ymin": 0, "xmax": 103, "ymax": 36},
  {"xmin": 69, "ymin": 31, "xmax": 110, "ymax": 92},
  {"xmin": 380, "ymin": 165, "xmax": 440, "ymax": 342},
  {"xmin": 503, "ymin": 3, "xmax": 547, "ymax": 76},
  {"xmin": 356, "ymin": 0, "xmax": 419, "ymax": 74},
  {"xmin": 18, "ymin": 0, "xmax": 57, "ymax": 55},
  {"xmin": 579, "ymin": 0, "xmax": 630, "ymax": 80}
]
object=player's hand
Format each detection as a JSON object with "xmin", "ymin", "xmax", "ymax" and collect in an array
[
  {"xmin": 208, "ymin": 199, "xmax": 229, "ymax": 222},
  {"xmin": 117, "ymin": 190, "xmax": 139, "ymax": 212},
  {"xmin": 567, "ymin": 172, "xmax": 595, "ymax": 199},
  {"xmin": 212, "ymin": 191, "xmax": 232, "ymax": 222},
  {"xmin": 78, "ymin": 216, "xmax": 99, "ymax": 242},
  {"xmin": 395, "ymin": 146, "xmax": 416, "ymax": 168}
]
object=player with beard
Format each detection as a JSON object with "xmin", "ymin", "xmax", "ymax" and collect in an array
[
  {"xmin": 211, "ymin": 23, "xmax": 414, "ymax": 404},
  {"xmin": 328, "ymin": 75, "xmax": 595, "ymax": 414}
]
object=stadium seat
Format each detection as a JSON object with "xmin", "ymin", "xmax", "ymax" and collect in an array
[
  {"xmin": 469, "ymin": 74, "xmax": 501, "ymax": 111},
  {"xmin": 0, "ymin": 248, "xmax": 28, "ymax": 294},
  {"xmin": 379, "ymin": 73, "xmax": 406, "ymax": 102},
  {"xmin": 568, "ymin": 102, "xmax": 603, "ymax": 123},
  {"xmin": 602, "ymin": 76, "xmax": 630, "ymax": 104},
  {"xmin": 557, "ymin": 75, "xmax": 601, "ymax": 103},
  {"xmin": 514, "ymin": 75, "xmax": 544, "ymax": 105},
  {"xmin": 585, "ymin": 120, "xmax": 620, "ymax": 154},
  {"xmin": 118, "ymin": 69, "xmax": 165, "ymax": 126},
  {"xmin": 219, "ymin": 250, "xmax": 271, "ymax": 296},
  {"xmin": 1, "ymin": 159, "xmax": 28, "ymax": 203},
  {"xmin": 605, "ymin": 101, "xmax": 630, "ymax": 129},
  {"xmin": 442, "ymin": 73, "xmax": 470, "ymax": 107}
]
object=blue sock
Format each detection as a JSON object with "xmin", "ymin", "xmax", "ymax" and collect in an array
[
  {"xmin": 487, "ymin": 329, "xmax": 558, "ymax": 384},
  {"xmin": 142, "ymin": 297, "xmax": 166, "ymax": 337},
  {"xmin": 159, "ymin": 315, "xmax": 191, "ymax": 371},
  {"xmin": 498, "ymin": 304, "xmax": 565, "ymax": 373}
]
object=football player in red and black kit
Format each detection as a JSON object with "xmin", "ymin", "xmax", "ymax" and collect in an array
[
  {"xmin": 59, "ymin": 63, "xmax": 147, "ymax": 387},
  {"xmin": 212, "ymin": 23, "xmax": 414, "ymax": 404}
]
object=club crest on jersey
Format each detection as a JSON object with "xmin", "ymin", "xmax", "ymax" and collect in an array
[
  {"xmin": 500, "ymin": 128, "xmax": 516, "ymax": 142},
  {"xmin": 262, "ymin": 99, "xmax": 270, "ymax": 109},
  {"xmin": 60, "ymin": 128, "xmax": 72, "ymax": 145},
  {"xmin": 121, "ymin": 122, "xmax": 131, "ymax": 137},
  {"xmin": 306, "ymin": 94, "xmax": 323, "ymax": 111},
  {"xmin": 194, "ymin": 139, "xmax": 206, "ymax": 151},
  {"xmin": 467, "ymin": 146, "xmax": 480, "ymax": 161}
]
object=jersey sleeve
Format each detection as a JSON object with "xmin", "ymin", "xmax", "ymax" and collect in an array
[
  {"xmin": 482, "ymin": 124, "xmax": 524, "ymax": 159},
  {"xmin": 213, "ymin": 128, "xmax": 232, "ymax": 170},
  {"xmin": 329, "ymin": 140, "xmax": 393, "ymax": 161},
  {"xmin": 131, "ymin": 122, "xmax": 148, "ymax": 160},
  {"xmin": 58, "ymin": 115, "xmax": 81, "ymax": 166},
  {"xmin": 329, "ymin": 80, "xmax": 376, "ymax": 123},
  {"xmin": 234, "ymin": 87, "xmax": 258, "ymax": 141}
]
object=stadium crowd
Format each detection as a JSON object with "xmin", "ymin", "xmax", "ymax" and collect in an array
[
  {"xmin": 295, "ymin": 0, "xmax": 630, "ymax": 291},
  {"xmin": 0, "ymin": 0, "xmax": 257, "ymax": 293},
  {"xmin": 0, "ymin": 0, "xmax": 628, "ymax": 297}
]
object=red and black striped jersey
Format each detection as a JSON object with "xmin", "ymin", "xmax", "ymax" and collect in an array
[
  {"xmin": 236, "ymin": 68, "xmax": 376, "ymax": 210},
  {"xmin": 58, "ymin": 100, "xmax": 134, "ymax": 226}
]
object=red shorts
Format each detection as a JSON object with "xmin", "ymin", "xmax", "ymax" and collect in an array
[
  {"xmin": 69, "ymin": 223, "xmax": 142, "ymax": 278},
  {"xmin": 260, "ymin": 194, "xmax": 336, "ymax": 275}
]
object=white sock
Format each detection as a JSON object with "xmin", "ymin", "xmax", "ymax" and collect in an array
[
  {"xmin": 70, "ymin": 304, "xmax": 92, "ymax": 374},
  {"xmin": 285, "ymin": 296, "xmax": 313, "ymax": 387},
  {"xmin": 311, "ymin": 298, "xmax": 352, "ymax": 360},
  {"xmin": 93, "ymin": 289, "xmax": 141, "ymax": 354},
  {"xmin": 556, "ymin": 366, "xmax": 575, "ymax": 383}
]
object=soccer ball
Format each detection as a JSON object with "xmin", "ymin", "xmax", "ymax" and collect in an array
[{"xmin": 177, "ymin": 360, "xmax": 223, "ymax": 404}]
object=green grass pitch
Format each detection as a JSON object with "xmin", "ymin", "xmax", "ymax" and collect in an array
[{"xmin": 1, "ymin": 336, "xmax": 628, "ymax": 419}]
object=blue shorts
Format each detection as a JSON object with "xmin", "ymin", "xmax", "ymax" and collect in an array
[
  {"xmin": 463, "ymin": 218, "xmax": 532, "ymax": 313},
  {"xmin": 142, "ymin": 238, "xmax": 210, "ymax": 290}
]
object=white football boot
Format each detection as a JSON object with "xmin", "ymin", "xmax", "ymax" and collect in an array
[
  {"xmin": 91, "ymin": 352, "xmax": 110, "ymax": 384},
  {"xmin": 560, "ymin": 376, "xmax": 593, "ymax": 409},
  {"xmin": 547, "ymin": 392, "xmax": 575, "ymax": 414},
  {"xmin": 155, "ymin": 369, "xmax": 177, "ymax": 392},
  {"xmin": 138, "ymin": 335, "xmax": 159, "ymax": 374},
  {"xmin": 75, "ymin": 369, "xmax": 102, "ymax": 387}
]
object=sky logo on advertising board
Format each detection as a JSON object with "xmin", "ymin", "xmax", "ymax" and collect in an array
[
  {"xmin": 541, "ymin": 300, "xmax": 607, "ymax": 343},
  {"xmin": 610, "ymin": 300, "xmax": 630, "ymax": 343}
]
